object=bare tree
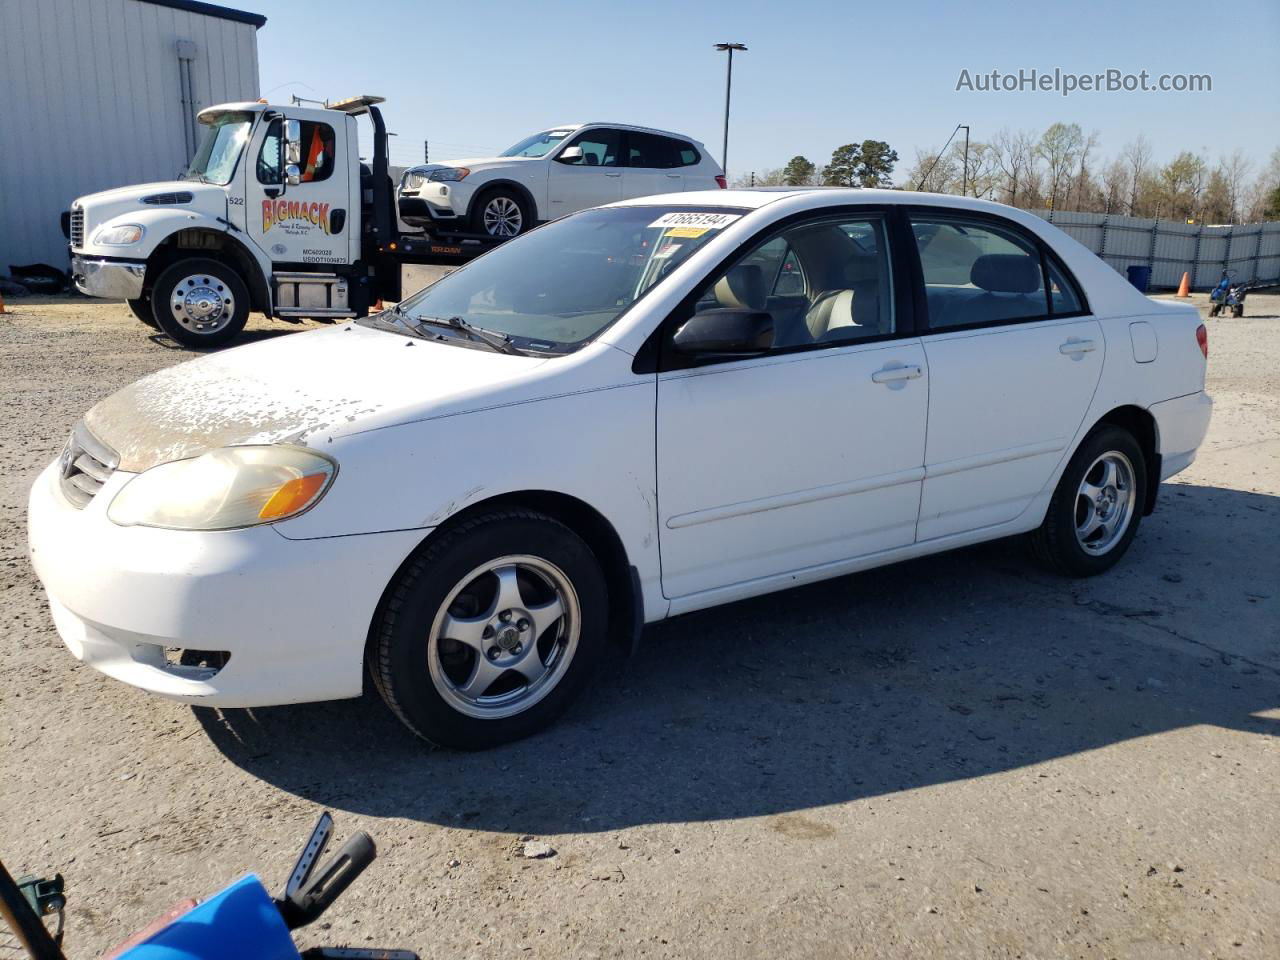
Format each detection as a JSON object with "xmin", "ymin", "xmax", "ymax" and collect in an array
[
  {"xmin": 1121, "ymin": 135, "xmax": 1153, "ymax": 215},
  {"xmin": 1037, "ymin": 122, "xmax": 1084, "ymax": 210},
  {"xmin": 1070, "ymin": 130, "xmax": 1100, "ymax": 210},
  {"xmin": 1220, "ymin": 150, "xmax": 1252, "ymax": 222},
  {"xmin": 1101, "ymin": 157, "xmax": 1130, "ymax": 213},
  {"xmin": 907, "ymin": 146, "xmax": 959, "ymax": 194}
]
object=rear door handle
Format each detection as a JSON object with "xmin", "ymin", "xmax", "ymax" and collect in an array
[
  {"xmin": 604, "ymin": 171, "xmax": 622, "ymax": 177},
  {"xmin": 665, "ymin": 173, "xmax": 681, "ymax": 178},
  {"xmin": 1059, "ymin": 338, "xmax": 1097, "ymax": 355},
  {"xmin": 871, "ymin": 364, "xmax": 923, "ymax": 384}
]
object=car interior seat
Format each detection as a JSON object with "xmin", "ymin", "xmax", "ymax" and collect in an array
[{"xmin": 941, "ymin": 253, "xmax": 1044, "ymax": 326}]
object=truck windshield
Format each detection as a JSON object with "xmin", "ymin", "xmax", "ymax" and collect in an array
[
  {"xmin": 185, "ymin": 112, "xmax": 253, "ymax": 185},
  {"xmin": 500, "ymin": 130, "xmax": 571, "ymax": 158},
  {"xmin": 375, "ymin": 206, "xmax": 748, "ymax": 352}
]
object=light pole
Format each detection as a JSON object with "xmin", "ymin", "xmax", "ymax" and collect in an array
[
  {"xmin": 959, "ymin": 124, "xmax": 970, "ymax": 197},
  {"xmin": 714, "ymin": 42, "xmax": 747, "ymax": 176}
]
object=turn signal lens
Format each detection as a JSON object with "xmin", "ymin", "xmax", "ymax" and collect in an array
[
  {"xmin": 259, "ymin": 472, "xmax": 329, "ymax": 520},
  {"xmin": 1196, "ymin": 323, "xmax": 1208, "ymax": 359}
]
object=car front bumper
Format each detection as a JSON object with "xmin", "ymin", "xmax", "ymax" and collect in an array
[
  {"xmin": 70, "ymin": 255, "xmax": 146, "ymax": 300},
  {"xmin": 27, "ymin": 460, "xmax": 427, "ymax": 707},
  {"xmin": 398, "ymin": 181, "xmax": 474, "ymax": 224}
]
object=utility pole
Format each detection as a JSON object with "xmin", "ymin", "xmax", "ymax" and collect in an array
[
  {"xmin": 750, "ymin": 171, "xmax": 755, "ymax": 187},
  {"xmin": 960, "ymin": 125, "xmax": 970, "ymax": 197},
  {"xmin": 714, "ymin": 42, "xmax": 747, "ymax": 176},
  {"xmin": 424, "ymin": 140, "xmax": 429, "ymax": 164}
]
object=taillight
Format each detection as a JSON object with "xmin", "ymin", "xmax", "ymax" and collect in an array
[
  {"xmin": 715, "ymin": 175, "xmax": 727, "ymax": 189},
  {"xmin": 1196, "ymin": 323, "xmax": 1208, "ymax": 359}
]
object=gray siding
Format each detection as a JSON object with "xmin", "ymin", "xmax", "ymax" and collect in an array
[{"xmin": 0, "ymin": 0, "xmax": 260, "ymax": 272}]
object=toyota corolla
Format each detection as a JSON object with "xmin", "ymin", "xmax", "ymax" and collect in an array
[{"xmin": 27, "ymin": 189, "xmax": 1212, "ymax": 749}]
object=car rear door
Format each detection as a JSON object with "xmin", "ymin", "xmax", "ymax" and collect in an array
[
  {"xmin": 908, "ymin": 211, "xmax": 1104, "ymax": 541},
  {"xmin": 623, "ymin": 132, "xmax": 684, "ymax": 199},
  {"xmin": 546, "ymin": 128, "xmax": 624, "ymax": 215},
  {"xmin": 655, "ymin": 210, "xmax": 928, "ymax": 606}
]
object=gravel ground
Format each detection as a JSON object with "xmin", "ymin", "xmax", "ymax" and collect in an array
[{"xmin": 1, "ymin": 292, "xmax": 1277, "ymax": 959}]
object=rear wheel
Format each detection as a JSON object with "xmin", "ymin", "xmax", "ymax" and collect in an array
[
  {"xmin": 1208, "ymin": 303, "xmax": 1220, "ymax": 318},
  {"xmin": 1232, "ymin": 304, "xmax": 1244, "ymax": 318},
  {"xmin": 150, "ymin": 258, "xmax": 249, "ymax": 348},
  {"xmin": 127, "ymin": 296, "xmax": 158, "ymax": 328},
  {"xmin": 470, "ymin": 188, "xmax": 530, "ymax": 238},
  {"xmin": 370, "ymin": 510, "xmax": 608, "ymax": 749},
  {"xmin": 1029, "ymin": 425, "xmax": 1146, "ymax": 577}
]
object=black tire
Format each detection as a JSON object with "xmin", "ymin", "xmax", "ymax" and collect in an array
[
  {"xmin": 1232, "ymin": 304, "xmax": 1244, "ymax": 318},
  {"xmin": 1208, "ymin": 303, "xmax": 1220, "ymax": 318},
  {"xmin": 370, "ymin": 510, "xmax": 608, "ymax": 749},
  {"xmin": 468, "ymin": 187, "xmax": 531, "ymax": 238},
  {"xmin": 127, "ymin": 296, "xmax": 159, "ymax": 328},
  {"xmin": 1029, "ymin": 424, "xmax": 1147, "ymax": 577},
  {"xmin": 150, "ymin": 258, "xmax": 250, "ymax": 349}
]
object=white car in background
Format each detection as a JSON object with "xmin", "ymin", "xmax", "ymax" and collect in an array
[
  {"xmin": 397, "ymin": 123, "xmax": 726, "ymax": 237},
  {"xmin": 29, "ymin": 189, "xmax": 1212, "ymax": 750}
]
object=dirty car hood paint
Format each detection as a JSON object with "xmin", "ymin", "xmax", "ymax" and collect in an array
[{"xmin": 85, "ymin": 323, "xmax": 547, "ymax": 472}]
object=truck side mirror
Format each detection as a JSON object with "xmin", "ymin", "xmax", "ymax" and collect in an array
[
  {"xmin": 285, "ymin": 164, "xmax": 301, "ymax": 186},
  {"xmin": 285, "ymin": 119, "xmax": 302, "ymax": 165}
]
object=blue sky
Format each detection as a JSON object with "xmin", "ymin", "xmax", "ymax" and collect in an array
[{"xmin": 253, "ymin": 0, "xmax": 1280, "ymax": 181}]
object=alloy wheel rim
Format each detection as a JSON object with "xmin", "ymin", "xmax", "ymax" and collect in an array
[
  {"xmin": 1074, "ymin": 451, "xmax": 1136, "ymax": 555},
  {"xmin": 170, "ymin": 275, "xmax": 233, "ymax": 334},
  {"xmin": 483, "ymin": 197, "xmax": 523, "ymax": 237},
  {"xmin": 427, "ymin": 554, "xmax": 579, "ymax": 719}
]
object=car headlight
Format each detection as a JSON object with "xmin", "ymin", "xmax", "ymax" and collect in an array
[
  {"xmin": 108, "ymin": 445, "xmax": 337, "ymax": 531},
  {"xmin": 94, "ymin": 223, "xmax": 145, "ymax": 245},
  {"xmin": 404, "ymin": 172, "xmax": 426, "ymax": 190},
  {"xmin": 428, "ymin": 167, "xmax": 470, "ymax": 182}
]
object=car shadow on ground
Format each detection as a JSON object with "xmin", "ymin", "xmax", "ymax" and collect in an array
[{"xmin": 198, "ymin": 483, "xmax": 1279, "ymax": 834}]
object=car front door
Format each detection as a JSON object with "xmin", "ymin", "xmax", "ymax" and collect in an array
[
  {"xmin": 246, "ymin": 113, "xmax": 349, "ymax": 265},
  {"xmin": 623, "ymin": 131, "xmax": 684, "ymax": 199},
  {"xmin": 546, "ymin": 128, "xmax": 624, "ymax": 215},
  {"xmin": 909, "ymin": 211, "xmax": 1104, "ymax": 541},
  {"xmin": 655, "ymin": 212, "xmax": 928, "ymax": 606}
]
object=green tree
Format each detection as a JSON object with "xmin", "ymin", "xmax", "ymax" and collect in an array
[
  {"xmin": 1264, "ymin": 184, "xmax": 1280, "ymax": 220},
  {"xmin": 782, "ymin": 155, "xmax": 816, "ymax": 186},
  {"xmin": 822, "ymin": 140, "xmax": 899, "ymax": 187}
]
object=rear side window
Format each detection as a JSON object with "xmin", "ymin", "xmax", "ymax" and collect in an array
[
  {"xmin": 677, "ymin": 141, "xmax": 700, "ymax": 166},
  {"xmin": 911, "ymin": 216, "xmax": 1047, "ymax": 329},
  {"xmin": 628, "ymin": 132, "xmax": 682, "ymax": 169},
  {"xmin": 1047, "ymin": 257, "xmax": 1085, "ymax": 315}
]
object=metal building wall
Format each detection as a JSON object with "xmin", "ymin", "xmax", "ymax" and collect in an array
[{"xmin": 0, "ymin": 0, "xmax": 261, "ymax": 273}]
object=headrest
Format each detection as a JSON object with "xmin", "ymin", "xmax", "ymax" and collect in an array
[
  {"xmin": 714, "ymin": 264, "xmax": 766, "ymax": 310},
  {"xmin": 971, "ymin": 254, "xmax": 1042, "ymax": 294}
]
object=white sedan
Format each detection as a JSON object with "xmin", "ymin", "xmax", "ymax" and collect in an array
[{"xmin": 28, "ymin": 189, "xmax": 1212, "ymax": 749}]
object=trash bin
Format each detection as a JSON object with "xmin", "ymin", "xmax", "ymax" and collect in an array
[{"xmin": 1126, "ymin": 265, "xmax": 1152, "ymax": 293}]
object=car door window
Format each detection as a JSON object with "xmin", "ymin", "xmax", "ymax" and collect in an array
[
  {"xmin": 257, "ymin": 119, "xmax": 335, "ymax": 184},
  {"xmin": 562, "ymin": 129, "xmax": 621, "ymax": 167},
  {"xmin": 690, "ymin": 216, "xmax": 893, "ymax": 351},
  {"xmin": 627, "ymin": 132, "xmax": 681, "ymax": 169},
  {"xmin": 1047, "ymin": 256, "xmax": 1085, "ymax": 314},
  {"xmin": 911, "ymin": 216, "xmax": 1048, "ymax": 329}
]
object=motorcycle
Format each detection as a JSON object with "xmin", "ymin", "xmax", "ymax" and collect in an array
[
  {"xmin": 1208, "ymin": 270, "xmax": 1257, "ymax": 318},
  {"xmin": 1, "ymin": 812, "xmax": 416, "ymax": 960}
]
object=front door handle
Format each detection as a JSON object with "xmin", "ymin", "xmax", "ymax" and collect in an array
[
  {"xmin": 871, "ymin": 364, "xmax": 923, "ymax": 384},
  {"xmin": 666, "ymin": 173, "xmax": 681, "ymax": 178},
  {"xmin": 604, "ymin": 171, "xmax": 622, "ymax": 178},
  {"xmin": 1059, "ymin": 338, "xmax": 1097, "ymax": 355}
]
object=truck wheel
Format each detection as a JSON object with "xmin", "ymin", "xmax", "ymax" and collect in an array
[
  {"xmin": 127, "ymin": 297, "xmax": 158, "ymax": 328},
  {"xmin": 470, "ymin": 188, "xmax": 530, "ymax": 238},
  {"xmin": 151, "ymin": 259, "xmax": 249, "ymax": 349},
  {"xmin": 369, "ymin": 510, "xmax": 608, "ymax": 749}
]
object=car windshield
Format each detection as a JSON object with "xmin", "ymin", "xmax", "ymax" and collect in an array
[
  {"xmin": 185, "ymin": 112, "xmax": 253, "ymax": 184},
  {"xmin": 501, "ymin": 130, "xmax": 572, "ymax": 158},
  {"xmin": 372, "ymin": 206, "xmax": 748, "ymax": 351}
]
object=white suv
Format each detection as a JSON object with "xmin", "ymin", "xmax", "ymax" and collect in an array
[{"xmin": 397, "ymin": 123, "xmax": 725, "ymax": 237}]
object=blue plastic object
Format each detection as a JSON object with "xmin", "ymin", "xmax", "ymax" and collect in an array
[
  {"xmin": 1126, "ymin": 265, "xmax": 1152, "ymax": 292},
  {"xmin": 118, "ymin": 874, "xmax": 299, "ymax": 960}
]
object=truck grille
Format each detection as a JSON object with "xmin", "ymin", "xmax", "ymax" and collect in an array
[
  {"xmin": 68, "ymin": 208, "xmax": 85, "ymax": 248},
  {"xmin": 59, "ymin": 422, "xmax": 119, "ymax": 509}
]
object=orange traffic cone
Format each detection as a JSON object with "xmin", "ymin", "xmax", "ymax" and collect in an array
[
  {"xmin": 1176, "ymin": 272, "xmax": 1191, "ymax": 298},
  {"xmin": 0, "ymin": 291, "xmax": 6, "ymax": 314},
  {"xmin": 373, "ymin": 298, "xmax": 384, "ymax": 312}
]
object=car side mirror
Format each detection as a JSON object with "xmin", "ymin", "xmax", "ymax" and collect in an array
[
  {"xmin": 556, "ymin": 145, "xmax": 583, "ymax": 164},
  {"xmin": 672, "ymin": 308, "xmax": 774, "ymax": 355}
]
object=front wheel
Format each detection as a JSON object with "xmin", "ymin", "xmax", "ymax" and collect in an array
[
  {"xmin": 1208, "ymin": 303, "xmax": 1220, "ymax": 318},
  {"xmin": 1232, "ymin": 304, "xmax": 1244, "ymax": 318},
  {"xmin": 150, "ymin": 258, "xmax": 249, "ymax": 348},
  {"xmin": 1029, "ymin": 425, "xmax": 1147, "ymax": 577},
  {"xmin": 369, "ymin": 510, "xmax": 608, "ymax": 749},
  {"xmin": 127, "ymin": 296, "xmax": 158, "ymax": 328},
  {"xmin": 470, "ymin": 189, "xmax": 530, "ymax": 238}
]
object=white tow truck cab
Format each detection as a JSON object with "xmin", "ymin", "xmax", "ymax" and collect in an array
[{"xmin": 65, "ymin": 95, "xmax": 450, "ymax": 347}]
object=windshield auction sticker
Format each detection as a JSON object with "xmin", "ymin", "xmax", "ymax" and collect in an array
[{"xmin": 648, "ymin": 212, "xmax": 742, "ymax": 230}]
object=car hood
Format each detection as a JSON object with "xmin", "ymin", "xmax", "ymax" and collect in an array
[
  {"xmin": 409, "ymin": 156, "xmax": 539, "ymax": 176},
  {"xmin": 83, "ymin": 322, "xmax": 550, "ymax": 473}
]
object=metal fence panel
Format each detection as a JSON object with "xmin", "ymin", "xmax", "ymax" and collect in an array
[{"xmin": 1031, "ymin": 210, "xmax": 1280, "ymax": 290}]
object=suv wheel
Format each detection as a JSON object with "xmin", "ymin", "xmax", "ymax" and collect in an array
[{"xmin": 471, "ymin": 189, "xmax": 530, "ymax": 238}]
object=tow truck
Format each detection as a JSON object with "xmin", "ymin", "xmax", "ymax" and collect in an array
[{"xmin": 63, "ymin": 95, "xmax": 498, "ymax": 347}]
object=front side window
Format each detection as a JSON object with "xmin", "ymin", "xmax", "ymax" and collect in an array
[
  {"xmin": 692, "ymin": 215, "xmax": 894, "ymax": 351},
  {"xmin": 375, "ymin": 206, "xmax": 747, "ymax": 351},
  {"xmin": 912, "ymin": 216, "xmax": 1048, "ymax": 329},
  {"xmin": 257, "ymin": 119, "xmax": 336, "ymax": 184},
  {"xmin": 502, "ymin": 129, "xmax": 572, "ymax": 158},
  {"xmin": 560, "ymin": 129, "xmax": 622, "ymax": 167},
  {"xmin": 186, "ymin": 112, "xmax": 252, "ymax": 185}
]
